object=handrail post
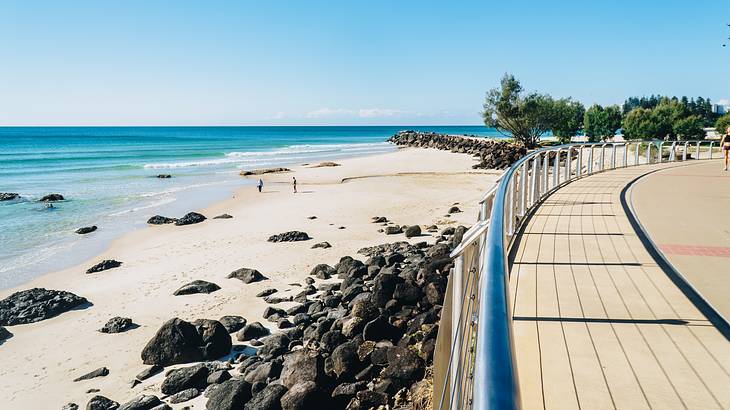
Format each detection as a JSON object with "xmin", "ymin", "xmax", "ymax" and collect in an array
[
  {"xmin": 519, "ymin": 163, "xmax": 527, "ymax": 217},
  {"xmin": 542, "ymin": 152, "xmax": 549, "ymax": 193},
  {"xmin": 658, "ymin": 141, "xmax": 664, "ymax": 163},
  {"xmin": 696, "ymin": 141, "xmax": 701, "ymax": 160},
  {"xmin": 576, "ymin": 146, "xmax": 583, "ymax": 177},
  {"xmin": 450, "ymin": 255, "xmax": 464, "ymax": 402},
  {"xmin": 611, "ymin": 144, "xmax": 617, "ymax": 169},
  {"xmin": 508, "ymin": 177, "xmax": 515, "ymax": 235},
  {"xmin": 587, "ymin": 146, "xmax": 594, "ymax": 174},
  {"xmin": 646, "ymin": 143, "xmax": 651, "ymax": 164},
  {"xmin": 710, "ymin": 142, "xmax": 714, "ymax": 159},
  {"xmin": 669, "ymin": 142, "xmax": 676, "ymax": 162},
  {"xmin": 600, "ymin": 144, "xmax": 606, "ymax": 170},
  {"xmin": 564, "ymin": 147, "xmax": 571, "ymax": 180},
  {"xmin": 634, "ymin": 142, "xmax": 640, "ymax": 166},
  {"xmin": 683, "ymin": 142, "xmax": 688, "ymax": 161},
  {"xmin": 623, "ymin": 143, "xmax": 628, "ymax": 167}
]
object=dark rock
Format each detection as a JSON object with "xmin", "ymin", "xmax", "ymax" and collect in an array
[
  {"xmin": 0, "ymin": 288, "xmax": 88, "ymax": 326},
  {"xmin": 75, "ymin": 226, "xmax": 98, "ymax": 234},
  {"xmin": 309, "ymin": 263, "xmax": 335, "ymax": 279},
  {"xmin": 0, "ymin": 193, "xmax": 19, "ymax": 201},
  {"xmin": 371, "ymin": 274, "xmax": 400, "ymax": 307},
  {"xmin": 147, "ymin": 215, "xmax": 177, "ymax": 225},
  {"xmin": 351, "ymin": 390, "xmax": 388, "ymax": 409},
  {"xmin": 311, "ymin": 241, "xmax": 332, "ymax": 249},
  {"xmin": 325, "ymin": 339, "xmax": 363, "ymax": 379},
  {"xmin": 237, "ymin": 322, "xmax": 270, "ymax": 341},
  {"xmin": 118, "ymin": 394, "xmax": 165, "ymax": 410},
  {"xmin": 280, "ymin": 381, "xmax": 319, "ymax": 410},
  {"xmin": 263, "ymin": 307, "xmax": 286, "ymax": 320},
  {"xmin": 86, "ymin": 260, "xmax": 122, "ymax": 273},
  {"xmin": 40, "ymin": 193, "xmax": 64, "ymax": 202},
  {"xmin": 277, "ymin": 318, "xmax": 293, "ymax": 329},
  {"xmin": 291, "ymin": 313, "xmax": 311, "ymax": 326},
  {"xmin": 244, "ymin": 360, "xmax": 282, "ymax": 384},
  {"xmin": 381, "ymin": 345, "xmax": 425, "ymax": 381},
  {"xmin": 363, "ymin": 316, "xmax": 401, "ymax": 342},
  {"xmin": 280, "ymin": 349, "xmax": 325, "ymax": 388},
  {"xmin": 384, "ymin": 226, "xmax": 402, "ymax": 235},
  {"xmin": 175, "ymin": 212, "xmax": 207, "ymax": 226},
  {"xmin": 168, "ymin": 388, "xmax": 199, "ymax": 404},
  {"xmin": 264, "ymin": 295, "xmax": 292, "ymax": 304},
  {"xmin": 173, "ymin": 280, "xmax": 220, "ymax": 295},
  {"xmin": 441, "ymin": 227, "xmax": 455, "ymax": 236},
  {"xmin": 160, "ymin": 363, "xmax": 209, "ymax": 395},
  {"xmin": 219, "ymin": 315, "xmax": 247, "ymax": 333},
  {"xmin": 257, "ymin": 333, "xmax": 290, "ymax": 359},
  {"xmin": 240, "ymin": 167, "xmax": 291, "ymax": 176},
  {"xmin": 0, "ymin": 326, "xmax": 11, "ymax": 342},
  {"xmin": 205, "ymin": 378, "xmax": 252, "ymax": 410},
  {"xmin": 73, "ymin": 367, "xmax": 109, "ymax": 382},
  {"xmin": 244, "ymin": 383, "xmax": 287, "ymax": 410},
  {"xmin": 350, "ymin": 299, "xmax": 378, "ymax": 321},
  {"xmin": 228, "ymin": 268, "xmax": 265, "ymax": 284},
  {"xmin": 141, "ymin": 317, "xmax": 231, "ymax": 366},
  {"xmin": 100, "ymin": 316, "xmax": 133, "ymax": 333},
  {"xmin": 207, "ymin": 370, "xmax": 232, "ymax": 384},
  {"xmin": 135, "ymin": 365, "xmax": 163, "ymax": 381},
  {"xmin": 371, "ymin": 216, "xmax": 388, "ymax": 223},
  {"xmin": 404, "ymin": 225, "xmax": 421, "ymax": 238},
  {"xmin": 62, "ymin": 403, "xmax": 79, "ymax": 410},
  {"xmin": 156, "ymin": 174, "xmax": 171, "ymax": 178},
  {"xmin": 307, "ymin": 216, "xmax": 317, "ymax": 220},
  {"xmin": 331, "ymin": 381, "xmax": 367, "ymax": 401},
  {"xmin": 86, "ymin": 395, "xmax": 119, "ymax": 410},
  {"xmin": 257, "ymin": 288, "xmax": 278, "ymax": 297},
  {"xmin": 393, "ymin": 282, "xmax": 422, "ymax": 305},
  {"xmin": 267, "ymin": 231, "xmax": 310, "ymax": 242},
  {"xmin": 448, "ymin": 206, "xmax": 461, "ymax": 213},
  {"xmin": 213, "ymin": 213, "xmax": 233, "ymax": 219}
]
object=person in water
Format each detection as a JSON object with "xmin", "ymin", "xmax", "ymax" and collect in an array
[
  {"xmin": 292, "ymin": 177, "xmax": 297, "ymax": 193},
  {"xmin": 722, "ymin": 126, "xmax": 730, "ymax": 171},
  {"xmin": 257, "ymin": 179, "xmax": 263, "ymax": 193}
]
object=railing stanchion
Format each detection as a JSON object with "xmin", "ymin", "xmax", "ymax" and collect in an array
[
  {"xmin": 683, "ymin": 142, "xmax": 688, "ymax": 161},
  {"xmin": 542, "ymin": 152, "xmax": 549, "ymax": 193},
  {"xmin": 623, "ymin": 143, "xmax": 628, "ymax": 167},
  {"xmin": 553, "ymin": 149, "xmax": 560, "ymax": 188},
  {"xmin": 696, "ymin": 141, "xmax": 701, "ymax": 160},
  {"xmin": 520, "ymin": 163, "xmax": 527, "ymax": 217},
  {"xmin": 634, "ymin": 142, "xmax": 640, "ymax": 166},
  {"xmin": 710, "ymin": 142, "xmax": 714, "ymax": 159},
  {"xmin": 646, "ymin": 143, "xmax": 651, "ymax": 165},
  {"xmin": 564, "ymin": 147, "xmax": 571, "ymax": 180}
]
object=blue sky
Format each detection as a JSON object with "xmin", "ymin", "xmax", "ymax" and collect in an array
[{"xmin": 0, "ymin": 1, "xmax": 728, "ymax": 125}]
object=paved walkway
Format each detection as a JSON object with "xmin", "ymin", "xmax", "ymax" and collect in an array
[
  {"xmin": 631, "ymin": 160, "xmax": 730, "ymax": 322},
  {"xmin": 509, "ymin": 162, "xmax": 730, "ymax": 410}
]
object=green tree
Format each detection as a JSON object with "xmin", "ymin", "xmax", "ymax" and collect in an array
[
  {"xmin": 717, "ymin": 113, "xmax": 730, "ymax": 137},
  {"xmin": 672, "ymin": 115, "xmax": 705, "ymax": 140},
  {"xmin": 584, "ymin": 104, "xmax": 622, "ymax": 142},
  {"xmin": 551, "ymin": 98, "xmax": 585, "ymax": 143},
  {"xmin": 622, "ymin": 108, "xmax": 660, "ymax": 140},
  {"xmin": 482, "ymin": 74, "xmax": 556, "ymax": 148}
]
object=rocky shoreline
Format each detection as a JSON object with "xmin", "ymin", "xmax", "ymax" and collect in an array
[
  {"xmin": 388, "ymin": 130, "xmax": 526, "ymax": 169},
  {"xmin": 1, "ymin": 218, "xmax": 466, "ymax": 409}
]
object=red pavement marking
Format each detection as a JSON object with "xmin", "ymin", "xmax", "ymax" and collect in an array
[{"xmin": 659, "ymin": 244, "xmax": 730, "ymax": 257}]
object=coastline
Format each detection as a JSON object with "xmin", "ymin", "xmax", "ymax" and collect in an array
[{"xmin": 0, "ymin": 146, "xmax": 500, "ymax": 408}]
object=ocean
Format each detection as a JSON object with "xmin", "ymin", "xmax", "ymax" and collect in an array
[{"xmin": 0, "ymin": 125, "xmax": 503, "ymax": 289}]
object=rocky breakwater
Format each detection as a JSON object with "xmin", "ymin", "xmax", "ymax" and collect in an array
[{"xmin": 387, "ymin": 130, "xmax": 526, "ymax": 170}]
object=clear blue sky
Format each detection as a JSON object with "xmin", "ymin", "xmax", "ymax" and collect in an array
[{"xmin": 0, "ymin": 1, "xmax": 728, "ymax": 126}]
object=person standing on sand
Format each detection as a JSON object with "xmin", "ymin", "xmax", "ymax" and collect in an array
[
  {"xmin": 722, "ymin": 127, "xmax": 730, "ymax": 171},
  {"xmin": 293, "ymin": 177, "xmax": 297, "ymax": 193},
  {"xmin": 257, "ymin": 179, "xmax": 263, "ymax": 192}
]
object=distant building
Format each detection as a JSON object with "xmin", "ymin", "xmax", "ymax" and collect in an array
[{"xmin": 712, "ymin": 103, "xmax": 729, "ymax": 115}]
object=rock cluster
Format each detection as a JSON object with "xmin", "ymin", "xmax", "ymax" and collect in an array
[
  {"xmin": 147, "ymin": 215, "xmax": 177, "ymax": 225},
  {"xmin": 141, "ymin": 317, "xmax": 232, "ymax": 366},
  {"xmin": 0, "ymin": 193, "xmax": 19, "ymax": 201},
  {"xmin": 268, "ymin": 231, "xmax": 311, "ymax": 242},
  {"xmin": 388, "ymin": 130, "xmax": 526, "ymax": 169},
  {"xmin": 0, "ymin": 288, "xmax": 88, "ymax": 325},
  {"xmin": 137, "ymin": 228, "xmax": 464, "ymax": 409}
]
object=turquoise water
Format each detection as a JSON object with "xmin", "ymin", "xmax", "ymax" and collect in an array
[{"xmin": 0, "ymin": 126, "xmax": 502, "ymax": 289}]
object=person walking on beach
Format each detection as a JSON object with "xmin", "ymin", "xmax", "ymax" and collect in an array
[
  {"xmin": 257, "ymin": 179, "xmax": 263, "ymax": 193},
  {"xmin": 722, "ymin": 127, "xmax": 730, "ymax": 171},
  {"xmin": 292, "ymin": 177, "xmax": 297, "ymax": 193}
]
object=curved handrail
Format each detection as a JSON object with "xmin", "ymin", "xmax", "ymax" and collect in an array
[{"xmin": 437, "ymin": 138, "xmax": 721, "ymax": 410}]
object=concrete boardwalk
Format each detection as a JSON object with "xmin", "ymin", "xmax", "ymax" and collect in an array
[{"xmin": 509, "ymin": 162, "xmax": 730, "ymax": 410}]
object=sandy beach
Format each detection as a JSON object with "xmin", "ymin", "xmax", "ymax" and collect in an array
[{"xmin": 0, "ymin": 147, "xmax": 499, "ymax": 409}]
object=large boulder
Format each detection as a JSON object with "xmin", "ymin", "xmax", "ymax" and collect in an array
[
  {"xmin": 118, "ymin": 394, "xmax": 166, "ymax": 410},
  {"xmin": 73, "ymin": 367, "xmax": 109, "ymax": 382},
  {"xmin": 99, "ymin": 317, "xmax": 133, "ymax": 333},
  {"xmin": 309, "ymin": 264, "xmax": 335, "ymax": 279},
  {"xmin": 267, "ymin": 231, "xmax": 310, "ymax": 242},
  {"xmin": 40, "ymin": 193, "xmax": 64, "ymax": 202},
  {"xmin": 325, "ymin": 339, "xmax": 364, "ymax": 379},
  {"xmin": 140, "ymin": 318, "xmax": 231, "ymax": 366},
  {"xmin": 0, "ymin": 288, "xmax": 88, "ymax": 326},
  {"xmin": 228, "ymin": 268, "xmax": 265, "ymax": 284},
  {"xmin": 160, "ymin": 363, "xmax": 209, "ymax": 395},
  {"xmin": 86, "ymin": 260, "xmax": 122, "ymax": 274},
  {"xmin": 404, "ymin": 225, "xmax": 421, "ymax": 238},
  {"xmin": 0, "ymin": 326, "xmax": 12, "ymax": 342},
  {"xmin": 173, "ymin": 280, "xmax": 220, "ymax": 296},
  {"xmin": 206, "ymin": 378, "xmax": 252, "ymax": 410},
  {"xmin": 147, "ymin": 215, "xmax": 177, "ymax": 225},
  {"xmin": 236, "ymin": 322, "xmax": 270, "ymax": 341},
  {"xmin": 244, "ymin": 383, "xmax": 287, "ymax": 409},
  {"xmin": 219, "ymin": 315, "xmax": 247, "ymax": 333},
  {"xmin": 381, "ymin": 345, "xmax": 425, "ymax": 382},
  {"xmin": 175, "ymin": 212, "xmax": 206, "ymax": 226},
  {"xmin": 75, "ymin": 226, "xmax": 98, "ymax": 234},
  {"xmin": 279, "ymin": 349, "xmax": 325, "ymax": 388},
  {"xmin": 86, "ymin": 395, "xmax": 119, "ymax": 410},
  {"xmin": 280, "ymin": 381, "xmax": 319, "ymax": 410}
]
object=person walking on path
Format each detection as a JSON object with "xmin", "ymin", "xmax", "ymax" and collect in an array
[
  {"xmin": 722, "ymin": 127, "xmax": 730, "ymax": 171},
  {"xmin": 257, "ymin": 179, "xmax": 263, "ymax": 193},
  {"xmin": 292, "ymin": 177, "xmax": 297, "ymax": 193}
]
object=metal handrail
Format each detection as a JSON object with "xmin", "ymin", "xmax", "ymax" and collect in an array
[{"xmin": 436, "ymin": 138, "xmax": 721, "ymax": 409}]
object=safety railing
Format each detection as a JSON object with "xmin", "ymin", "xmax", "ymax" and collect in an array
[{"xmin": 432, "ymin": 139, "xmax": 722, "ymax": 410}]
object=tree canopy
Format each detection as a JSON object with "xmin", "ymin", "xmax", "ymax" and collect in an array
[
  {"xmin": 583, "ymin": 104, "xmax": 622, "ymax": 142},
  {"xmin": 551, "ymin": 99, "xmax": 585, "ymax": 143},
  {"xmin": 623, "ymin": 99, "xmax": 705, "ymax": 141},
  {"xmin": 482, "ymin": 74, "xmax": 555, "ymax": 148},
  {"xmin": 717, "ymin": 114, "xmax": 730, "ymax": 137}
]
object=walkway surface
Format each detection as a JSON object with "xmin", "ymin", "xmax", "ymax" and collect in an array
[
  {"xmin": 509, "ymin": 161, "xmax": 730, "ymax": 410},
  {"xmin": 631, "ymin": 160, "xmax": 730, "ymax": 322}
]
